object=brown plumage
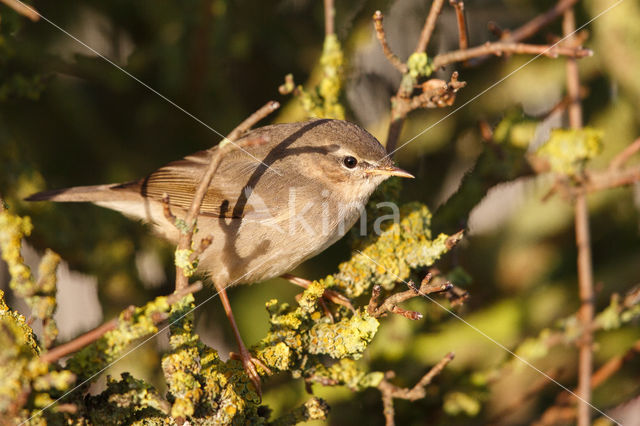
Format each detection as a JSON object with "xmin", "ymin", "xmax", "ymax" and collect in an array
[{"xmin": 27, "ymin": 118, "xmax": 413, "ymax": 394}]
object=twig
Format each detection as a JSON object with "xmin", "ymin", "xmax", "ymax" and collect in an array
[
  {"xmin": 488, "ymin": 368, "xmax": 561, "ymax": 424},
  {"xmin": 449, "ymin": 1, "xmax": 469, "ymax": 51},
  {"xmin": 0, "ymin": 0, "xmax": 40, "ymax": 21},
  {"xmin": 368, "ymin": 271, "xmax": 454, "ymax": 319},
  {"xmin": 609, "ymin": 137, "xmax": 640, "ymax": 170},
  {"xmin": 378, "ymin": 352, "xmax": 455, "ymax": 426},
  {"xmin": 415, "ymin": 0, "xmax": 445, "ymax": 54},
  {"xmin": 40, "ymin": 281, "xmax": 203, "ymax": 364},
  {"xmin": 431, "ymin": 41, "xmax": 591, "ymax": 70},
  {"xmin": 534, "ymin": 339, "xmax": 640, "ymax": 426},
  {"xmin": 504, "ymin": 0, "xmax": 579, "ymax": 43},
  {"xmin": 324, "ymin": 0, "xmax": 335, "ymax": 37},
  {"xmin": 390, "ymin": 72, "xmax": 466, "ymax": 122},
  {"xmin": 225, "ymin": 101, "xmax": 280, "ymax": 143},
  {"xmin": 175, "ymin": 100, "xmax": 279, "ymax": 291},
  {"xmin": 562, "ymin": 7, "xmax": 593, "ymax": 426},
  {"xmin": 372, "ymin": 11, "xmax": 408, "ymax": 74}
]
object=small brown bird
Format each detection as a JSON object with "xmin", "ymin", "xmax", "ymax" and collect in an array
[{"xmin": 27, "ymin": 118, "xmax": 413, "ymax": 394}]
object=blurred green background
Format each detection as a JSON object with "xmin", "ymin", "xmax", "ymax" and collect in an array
[{"xmin": 1, "ymin": 0, "xmax": 639, "ymax": 424}]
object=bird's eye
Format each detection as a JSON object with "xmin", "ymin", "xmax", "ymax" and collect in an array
[{"xmin": 343, "ymin": 156, "xmax": 358, "ymax": 169}]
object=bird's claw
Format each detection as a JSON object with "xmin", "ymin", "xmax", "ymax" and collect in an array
[{"xmin": 229, "ymin": 349, "xmax": 272, "ymax": 399}]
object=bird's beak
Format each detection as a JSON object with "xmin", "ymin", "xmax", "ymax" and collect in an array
[{"xmin": 367, "ymin": 165, "xmax": 415, "ymax": 179}]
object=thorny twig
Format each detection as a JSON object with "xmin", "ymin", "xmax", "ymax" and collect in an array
[
  {"xmin": 39, "ymin": 281, "xmax": 203, "ymax": 364},
  {"xmin": 378, "ymin": 352, "xmax": 455, "ymax": 426}
]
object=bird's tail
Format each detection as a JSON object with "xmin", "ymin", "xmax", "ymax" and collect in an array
[{"xmin": 25, "ymin": 183, "xmax": 140, "ymax": 203}]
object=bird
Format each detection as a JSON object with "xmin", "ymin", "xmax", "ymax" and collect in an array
[{"xmin": 27, "ymin": 118, "xmax": 414, "ymax": 395}]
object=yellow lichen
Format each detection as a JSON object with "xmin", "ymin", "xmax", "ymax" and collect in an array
[{"xmin": 537, "ymin": 127, "xmax": 603, "ymax": 175}]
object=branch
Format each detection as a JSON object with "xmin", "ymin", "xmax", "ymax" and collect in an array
[
  {"xmin": 534, "ymin": 339, "xmax": 640, "ymax": 426},
  {"xmin": 0, "ymin": 0, "xmax": 40, "ymax": 21},
  {"xmin": 367, "ymin": 273, "xmax": 452, "ymax": 320},
  {"xmin": 431, "ymin": 41, "xmax": 591, "ymax": 69},
  {"xmin": 378, "ymin": 352, "xmax": 455, "ymax": 426},
  {"xmin": 324, "ymin": 0, "xmax": 335, "ymax": 36},
  {"xmin": 449, "ymin": 1, "xmax": 469, "ymax": 51},
  {"xmin": 40, "ymin": 281, "xmax": 203, "ymax": 364},
  {"xmin": 562, "ymin": 8, "xmax": 592, "ymax": 425},
  {"xmin": 504, "ymin": 0, "xmax": 580, "ymax": 43},
  {"xmin": 415, "ymin": 0, "xmax": 445, "ymax": 54},
  {"xmin": 372, "ymin": 11, "xmax": 408, "ymax": 74},
  {"xmin": 174, "ymin": 100, "xmax": 279, "ymax": 290},
  {"xmin": 609, "ymin": 137, "xmax": 640, "ymax": 170}
]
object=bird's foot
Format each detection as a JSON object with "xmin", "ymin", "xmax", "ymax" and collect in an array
[{"xmin": 229, "ymin": 347, "xmax": 272, "ymax": 399}]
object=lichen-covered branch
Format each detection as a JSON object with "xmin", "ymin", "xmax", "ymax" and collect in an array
[
  {"xmin": 40, "ymin": 281, "xmax": 202, "ymax": 364},
  {"xmin": 0, "ymin": 207, "xmax": 61, "ymax": 349}
]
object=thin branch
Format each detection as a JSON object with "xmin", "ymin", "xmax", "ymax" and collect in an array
[
  {"xmin": 609, "ymin": 137, "xmax": 640, "ymax": 170},
  {"xmin": 504, "ymin": 0, "xmax": 580, "ymax": 43},
  {"xmin": 534, "ymin": 339, "xmax": 640, "ymax": 426},
  {"xmin": 562, "ymin": 7, "xmax": 593, "ymax": 426},
  {"xmin": 415, "ymin": 0, "xmax": 445, "ymax": 54},
  {"xmin": 40, "ymin": 282, "xmax": 203, "ymax": 364},
  {"xmin": 449, "ymin": 1, "xmax": 469, "ymax": 51},
  {"xmin": 225, "ymin": 100, "xmax": 280, "ymax": 143},
  {"xmin": 372, "ymin": 11, "xmax": 408, "ymax": 74},
  {"xmin": 431, "ymin": 41, "xmax": 591, "ymax": 69},
  {"xmin": 0, "ymin": 0, "xmax": 40, "ymax": 21},
  {"xmin": 368, "ymin": 269, "xmax": 457, "ymax": 320},
  {"xmin": 585, "ymin": 164, "xmax": 640, "ymax": 193},
  {"xmin": 175, "ymin": 101, "xmax": 279, "ymax": 290},
  {"xmin": 378, "ymin": 352, "xmax": 455, "ymax": 426},
  {"xmin": 324, "ymin": 0, "xmax": 335, "ymax": 36},
  {"xmin": 488, "ymin": 368, "xmax": 561, "ymax": 424}
]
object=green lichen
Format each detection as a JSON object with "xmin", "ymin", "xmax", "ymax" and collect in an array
[
  {"xmin": 67, "ymin": 295, "xmax": 171, "ymax": 378},
  {"xmin": 0, "ymin": 210, "xmax": 61, "ymax": 348},
  {"xmin": 537, "ymin": 127, "xmax": 604, "ymax": 175},
  {"xmin": 84, "ymin": 373, "xmax": 170, "ymax": 425},
  {"xmin": 333, "ymin": 202, "xmax": 452, "ymax": 297},
  {"xmin": 443, "ymin": 391, "xmax": 481, "ymax": 416},
  {"xmin": 284, "ymin": 33, "xmax": 345, "ymax": 119},
  {"xmin": 493, "ymin": 108, "xmax": 539, "ymax": 148},
  {"xmin": 407, "ymin": 52, "xmax": 433, "ymax": 79},
  {"xmin": 270, "ymin": 397, "xmax": 330, "ymax": 425},
  {"xmin": 307, "ymin": 311, "xmax": 379, "ymax": 359},
  {"xmin": 306, "ymin": 359, "xmax": 384, "ymax": 391},
  {"xmin": 174, "ymin": 249, "xmax": 197, "ymax": 277}
]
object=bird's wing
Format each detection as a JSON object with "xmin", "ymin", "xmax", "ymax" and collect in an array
[{"xmin": 115, "ymin": 149, "xmax": 272, "ymax": 219}]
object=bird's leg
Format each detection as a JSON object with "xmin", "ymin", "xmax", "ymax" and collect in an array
[
  {"xmin": 281, "ymin": 273, "xmax": 355, "ymax": 313},
  {"xmin": 215, "ymin": 283, "xmax": 271, "ymax": 398}
]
